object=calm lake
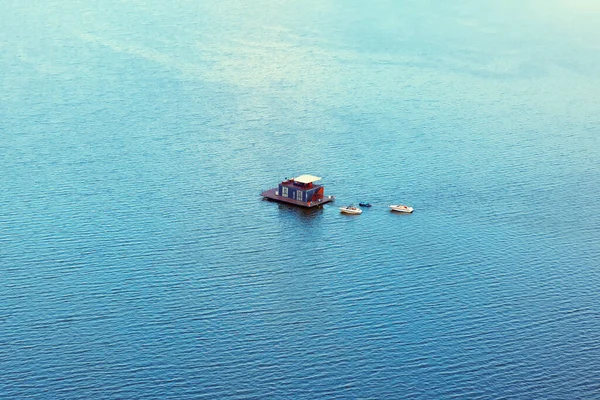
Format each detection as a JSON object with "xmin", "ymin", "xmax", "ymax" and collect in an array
[{"xmin": 1, "ymin": 1, "xmax": 600, "ymax": 398}]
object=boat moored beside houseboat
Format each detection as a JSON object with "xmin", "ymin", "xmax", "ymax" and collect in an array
[
  {"xmin": 261, "ymin": 175, "xmax": 335, "ymax": 208},
  {"xmin": 340, "ymin": 205, "xmax": 362, "ymax": 215},
  {"xmin": 389, "ymin": 204, "xmax": 414, "ymax": 213}
]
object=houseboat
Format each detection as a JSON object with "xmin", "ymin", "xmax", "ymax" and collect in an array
[{"xmin": 261, "ymin": 175, "xmax": 335, "ymax": 208}]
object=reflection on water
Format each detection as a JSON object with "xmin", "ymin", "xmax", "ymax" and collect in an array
[{"xmin": 275, "ymin": 201, "xmax": 326, "ymax": 221}]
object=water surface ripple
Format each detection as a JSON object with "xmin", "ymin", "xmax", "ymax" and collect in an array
[{"xmin": 1, "ymin": 0, "xmax": 600, "ymax": 399}]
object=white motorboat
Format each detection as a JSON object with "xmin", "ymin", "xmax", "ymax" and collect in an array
[
  {"xmin": 340, "ymin": 205, "xmax": 362, "ymax": 215},
  {"xmin": 389, "ymin": 204, "xmax": 414, "ymax": 213}
]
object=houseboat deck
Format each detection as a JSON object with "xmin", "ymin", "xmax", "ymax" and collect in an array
[{"xmin": 261, "ymin": 188, "xmax": 335, "ymax": 208}]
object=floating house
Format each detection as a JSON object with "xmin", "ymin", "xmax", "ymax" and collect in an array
[{"xmin": 261, "ymin": 175, "xmax": 335, "ymax": 208}]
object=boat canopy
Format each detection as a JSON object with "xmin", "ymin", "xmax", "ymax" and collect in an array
[{"xmin": 294, "ymin": 174, "xmax": 322, "ymax": 184}]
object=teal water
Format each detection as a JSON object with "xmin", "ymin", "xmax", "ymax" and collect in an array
[{"xmin": 2, "ymin": 1, "xmax": 600, "ymax": 398}]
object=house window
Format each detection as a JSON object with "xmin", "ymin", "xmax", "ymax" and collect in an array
[
  {"xmin": 282, "ymin": 186, "xmax": 288, "ymax": 197},
  {"xmin": 296, "ymin": 190, "xmax": 303, "ymax": 201}
]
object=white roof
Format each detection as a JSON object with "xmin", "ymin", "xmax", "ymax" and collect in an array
[{"xmin": 294, "ymin": 174, "xmax": 322, "ymax": 184}]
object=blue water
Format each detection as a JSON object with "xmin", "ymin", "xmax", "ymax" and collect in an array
[{"xmin": 2, "ymin": 1, "xmax": 600, "ymax": 398}]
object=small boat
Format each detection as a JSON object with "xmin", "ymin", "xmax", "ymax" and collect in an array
[
  {"xmin": 359, "ymin": 202, "xmax": 372, "ymax": 207},
  {"xmin": 389, "ymin": 204, "xmax": 414, "ymax": 213},
  {"xmin": 340, "ymin": 205, "xmax": 362, "ymax": 215}
]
